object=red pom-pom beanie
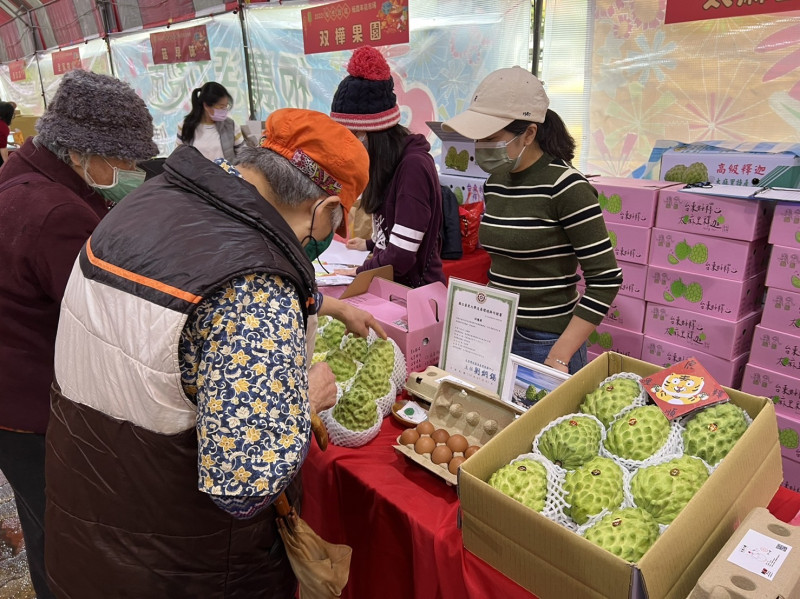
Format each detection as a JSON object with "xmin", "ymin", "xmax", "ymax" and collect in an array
[{"xmin": 330, "ymin": 46, "xmax": 401, "ymax": 132}]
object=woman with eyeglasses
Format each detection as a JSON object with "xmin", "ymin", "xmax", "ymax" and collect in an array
[
  {"xmin": 443, "ymin": 67, "xmax": 622, "ymax": 375},
  {"xmin": 176, "ymin": 81, "xmax": 244, "ymax": 162}
]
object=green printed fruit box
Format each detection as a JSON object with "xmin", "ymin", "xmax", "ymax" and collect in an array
[
  {"xmin": 750, "ymin": 324, "xmax": 800, "ymax": 378},
  {"xmin": 605, "ymin": 221, "xmax": 651, "ymax": 266},
  {"xmin": 656, "ymin": 189, "xmax": 774, "ymax": 242},
  {"xmin": 660, "ymin": 148, "xmax": 800, "ymax": 186},
  {"xmin": 761, "ymin": 287, "xmax": 800, "ymax": 333},
  {"xmin": 649, "ymin": 227, "xmax": 770, "ymax": 282},
  {"xmin": 586, "ymin": 321, "xmax": 643, "ymax": 360},
  {"xmin": 589, "ymin": 176, "xmax": 681, "ymax": 227},
  {"xmin": 459, "ymin": 352, "xmax": 781, "ymax": 599},
  {"xmin": 766, "ymin": 245, "xmax": 800, "ymax": 293},
  {"xmin": 644, "ymin": 266, "xmax": 766, "ymax": 322},
  {"xmin": 741, "ymin": 363, "xmax": 800, "ymax": 420},
  {"xmin": 640, "ymin": 336, "xmax": 749, "ymax": 389},
  {"xmin": 775, "ymin": 411, "xmax": 800, "ymax": 494},
  {"xmin": 427, "ymin": 121, "xmax": 489, "ymax": 178},
  {"xmin": 769, "ymin": 203, "xmax": 800, "ymax": 250}
]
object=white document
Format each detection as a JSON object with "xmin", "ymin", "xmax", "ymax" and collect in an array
[
  {"xmin": 318, "ymin": 239, "xmax": 369, "ymax": 267},
  {"xmin": 727, "ymin": 529, "xmax": 793, "ymax": 581}
]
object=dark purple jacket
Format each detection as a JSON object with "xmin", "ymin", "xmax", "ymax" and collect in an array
[
  {"xmin": 0, "ymin": 139, "xmax": 107, "ymax": 433},
  {"xmin": 360, "ymin": 133, "xmax": 445, "ymax": 288}
]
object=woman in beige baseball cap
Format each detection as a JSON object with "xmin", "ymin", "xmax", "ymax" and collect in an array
[{"xmin": 443, "ymin": 67, "xmax": 622, "ymax": 378}]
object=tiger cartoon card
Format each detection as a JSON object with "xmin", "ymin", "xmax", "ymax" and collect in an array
[{"xmin": 640, "ymin": 357, "xmax": 730, "ymax": 420}]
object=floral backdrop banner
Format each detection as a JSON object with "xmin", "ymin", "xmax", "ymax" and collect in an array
[{"xmin": 665, "ymin": 0, "xmax": 800, "ymax": 25}]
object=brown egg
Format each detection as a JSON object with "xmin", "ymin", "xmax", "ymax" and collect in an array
[
  {"xmin": 446, "ymin": 434, "xmax": 468, "ymax": 453},
  {"xmin": 416, "ymin": 421, "xmax": 435, "ymax": 435},
  {"xmin": 448, "ymin": 456, "xmax": 466, "ymax": 474},
  {"xmin": 464, "ymin": 445, "xmax": 481, "ymax": 458},
  {"xmin": 414, "ymin": 436, "xmax": 436, "ymax": 455},
  {"xmin": 431, "ymin": 445, "xmax": 453, "ymax": 465},
  {"xmin": 431, "ymin": 428, "xmax": 450, "ymax": 444},
  {"xmin": 399, "ymin": 429, "xmax": 420, "ymax": 446}
]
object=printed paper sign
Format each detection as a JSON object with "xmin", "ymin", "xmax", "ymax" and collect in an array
[
  {"xmin": 727, "ymin": 529, "xmax": 793, "ymax": 581},
  {"xmin": 8, "ymin": 59, "xmax": 26, "ymax": 82},
  {"xmin": 150, "ymin": 25, "xmax": 211, "ymax": 65},
  {"xmin": 665, "ymin": 0, "xmax": 800, "ymax": 25},
  {"xmin": 52, "ymin": 48, "xmax": 82, "ymax": 75},
  {"xmin": 640, "ymin": 357, "xmax": 730, "ymax": 420},
  {"xmin": 301, "ymin": 0, "xmax": 409, "ymax": 56},
  {"xmin": 439, "ymin": 278, "xmax": 518, "ymax": 396}
]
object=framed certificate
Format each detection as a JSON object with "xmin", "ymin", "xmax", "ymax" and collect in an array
[{"xmin": 439, "ymin": 278, "xmax": 518, "ymax": 396}]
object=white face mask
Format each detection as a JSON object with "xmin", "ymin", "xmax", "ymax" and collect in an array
[{"xmin": 474, "ymin": 134, "xmax": 526, "ymax": 175}]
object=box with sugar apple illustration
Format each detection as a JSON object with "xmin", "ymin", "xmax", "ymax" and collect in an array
[
  {"xmin": 769, "ymin": 202, "xmax": 800, "ymax": 249},
  {"xmin": 589, "ymin": 176, "xmax": 681, "ymax": 228},
  {"xmin": 427, "ymin": 121, "xmax": 488, "ymax": 178},
  {"xmin": 459, "ymin": 352, "xmax": 781, "ymax": 599},
  {"xmin": 749, "ymin": 324, "xmax": 800, "ymax": 378},
  {"xmin": 659, "ymin": 146, "xmax": 800, "ymax": 186},
  {"xmin": 765, "ymin": 245, "xmax": 800, "ymax": 293},
  {"xmin": 740, "ymin": 363, "xmax": 800, "ymax": 419},
  {"xmin": 640, "ymin": 336, "xmax": 749, "ymax": 389}
]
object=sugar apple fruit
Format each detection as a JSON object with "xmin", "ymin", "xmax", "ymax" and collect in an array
[
  {"xmin": 664, "ymin": 164, "xmax": 688, "ymax": 183},
  {"xmin": 604, "ymin": 406, "xmax": 671, "ymax": 462},
  {"xmin": 324, "ymin": 349, "xmax": 358, "ymax": 383},
  {"xmin": 563, "ymin": 456, "xmax": 624, "ymax": 525},
  {"xmin": 580, "ymin": 378, "xmax": 642, "ymax": 427},
  {"xmin": 683, "ymin": 402, "xmax": 748, "ymax": 466},
  {"xmin": 342, "ymin": 334, "xmax": 369, "ymax": 363},
  {"xmin": 631, "ymin": 456, "xmax": 709, "ymax": 525},
  {"xmin": 780, "ymin": 427, "xmax": 800, "ymax": 450},
  {"xmin": 351, "ymin": 361, "xmax": 392, "ymax": 399},
  {"xmin": 364, "ymin": 338, "xmax": 395, "ymax": 371},
  {"xmin": 488, "ymin": 459, "xmax": 548, "ymax": 512},
  {"xmin": 526, "ymin": 385, "xmax": 548, "ymax": 404},
  {"xmin": 537, "ymin": 415, "xmax": 603, "ymax": 470},
  {"xmin": 584, "ymin": 508, "xmax": 660, "ymax": 562},
  {"xmin": 332, "ymin": 386, "xmax": 378, "ymax": 431}
]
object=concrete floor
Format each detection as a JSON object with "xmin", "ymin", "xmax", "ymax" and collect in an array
[{"xmin": 0, "ymin": 472, "xmax": 35, "ymax": 598}]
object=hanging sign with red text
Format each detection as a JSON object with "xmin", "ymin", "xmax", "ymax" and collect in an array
[
  {"xmin": 8, "ymin": 59, "xmax": 26, "ymax": 82},
  {"xmin": 665, "ymin": 0, "xmax": 800, "ymax": 25},
  {"xmin": 52, "ymin": 48, "xmax": 82, "ymax": 75},
  {"xmin": 150, "ymin": 24, "xmax": 211, "ymax": 65},
  {"xmin": 301, "ymin": 0, "xmax": 409, "ymax": 56}
]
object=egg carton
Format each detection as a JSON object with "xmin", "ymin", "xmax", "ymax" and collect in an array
[{"xmin": 394, "ymin": 378, "xmax": 519, "ymax": 485}]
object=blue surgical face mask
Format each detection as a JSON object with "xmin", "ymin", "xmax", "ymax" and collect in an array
[{"xmin": 474, "ymin": 134, "xmax": 525, "ymax": 175}]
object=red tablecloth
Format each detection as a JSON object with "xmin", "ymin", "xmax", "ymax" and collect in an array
[
  {"xmin": 442, "ymin": 247, "xmax": 491, "ymax": 285},
  {"xmin": 301, "ymin": 417, "xmax": 800, "ymax": 599}
]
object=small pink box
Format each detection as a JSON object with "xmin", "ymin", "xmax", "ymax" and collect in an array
[
  {"xmin": 774, "ymin": 412, "xmax": 800, "ymax": 494},
  {"xmin": 617, "ymin": 260, "xmax": 648, "ymax": 300},
  {"xmin": 749, "ymin": 324, "xmax": 800, "ymax": 377},
  {"xmin": 606, "ymin": 222, "xmax": 651, "ymax": 265},
  {"xmin": 741, "ymin": 363, "xmax": 800, "ymax": 418},
  {"xmin": 640, "ymin": 336, "xmax": 748, "ymax": 388},
  {"xmin": 765, "ymin": 244, "xmax": 800, "ymax": 293},
  {"xmin": 645, "ymin": 266, "xmax": 766, "ymax": 321},
  {"xmin": 648, "ymin": 228, "xmax": 769, "ymax": 282},
  {"xmin": 586, "ymin": 322, "xmax": 643, "ymax": 359},
  {"xmin": 589, "ymin": 177, "xmax": 681, "ymax": 228},
  {"xmin": 643, "ymin": 303, "xmax": 761, "ymax": 360},
  {"xmin": 769, "ymin": 202, "xmax": 800, "ymax": 249},
  {"xmin": 761, "ymin": 287, "xmax": 800, "ymax": 332},
  {"xmin": 655, "ymin": 190, "xmax": 773, "ymax": 241},
  {"xmin": 577, "ymin": 282, "xmax": 647, "ymax": 332}
]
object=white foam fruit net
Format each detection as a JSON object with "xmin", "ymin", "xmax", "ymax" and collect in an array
[
  {"xmin": 557, "ymin": 458, "xmax": 634, "ymax": 532},
  {"xmin": 505, "ymin": 453, "xmax": 572, "ymax": 526}
]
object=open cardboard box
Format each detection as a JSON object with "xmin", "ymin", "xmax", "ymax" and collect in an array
[
  {"xmin": 339, "ymin": 266, "xmax": 448, "ymax": 374},
  {"xmin": 459, "ymin": 352, "xmax": 783, "ymax": 599}
]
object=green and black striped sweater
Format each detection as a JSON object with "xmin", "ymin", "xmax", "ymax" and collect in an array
[{"xmin": 479, "ymin": 152, "xmax": 623, "ymax": 334}]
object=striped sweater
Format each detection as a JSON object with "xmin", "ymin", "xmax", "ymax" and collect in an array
[{"xmin": 479, "ymin": 152, "xmax": 623, "ymax": 333}]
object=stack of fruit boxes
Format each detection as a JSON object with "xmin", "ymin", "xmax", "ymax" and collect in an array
[
  {"xmin": 640, "ymin": 189, "xmax": 772, "ymax": 388},
  {"xmin": 740, "ymin": 202, "xmax": 800, "ymax": 491},
  {"xmin": 584, "ymin": 178, "xmax": 683, "ymax": 362}
]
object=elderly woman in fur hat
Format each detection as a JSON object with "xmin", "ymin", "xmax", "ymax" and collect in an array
[{"xmin": 0, "ymin": 69, "xmax": 157, "ymax": 599}]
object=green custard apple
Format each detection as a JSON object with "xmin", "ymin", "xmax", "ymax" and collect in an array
[
  {"xmin": 332, "ymin": 386, "xmax": 379, "ymax": 431},
  {"xmin": 684, "ymin": 162, "xmax": 709, "ymax": 185},
  {"xmin": 526, "ymin": 385, "xmax": 548, "ymax": 405},
  {"xmin": 321, "ymin": 318, "xmax": 347, "ymax": 343},
  {"xmin": 780, "ymin": 428, "xmax": 800, "ymax": 449},
  {"xmin": 537, "ymin": 415, "xmax": 603, "ymax": 470},
  {"xmin": 364, "ymin": 338, "xmax": 395, "ymax": 371},
  {"xmin": 584, "ymin": 508, "xmax": 660, "ymax": 562},
  {"xmin": 664, "ymin": 164, "xmax": 688, "ymax": 183},
  {"xmin": 488, "ymin": 459, "xmax": 548, "ymax": 512},
  {"xmin": 563, "ymin": 456, "xmax": 624, "ymax": 525},
  {"xmin": 324, "ymin": 349, "xmax": 358, "ymax": 383},
  {"xmin": 684, "ymin": 282, "xmax": 703, "ymax": 304},
  {"xmin": 604, "ymin": 406, "xmax": 671, "ymax": 462},
  {"xmin": 342, "ymin": 334, "xmax": 369, "ymax": 363},
  {"xmin": 682, "ymin": 402, "xmax": 748, "ymax": 466},
  {"xmin": 351, "ymin": 361, "xmax": 392, "ymax": 399},
  {"xmin": 606, "ymin": 194, "xmax": 622, "ymax": 214},
  {"xmin": 674, "ymin": 241, "xmax": 691, "ymax": 261},
  {"xmin": 581, "ymin": 378, "xmax": 642, "ymax": 427},
  {"xmin": 631, "ymin": 456, "xmax": 708, "ymax": 525},
  {"xmin": 688, "ymin": 243, "xmax": 709, "ymax": 265}
]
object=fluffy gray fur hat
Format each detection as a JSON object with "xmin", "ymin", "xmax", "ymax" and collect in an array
[{"xmin": 36, "ymin": 69, "xmax": 158, "ymax": 160}]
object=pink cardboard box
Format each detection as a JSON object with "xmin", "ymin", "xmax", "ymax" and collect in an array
[
  {"xmin": 339, "ymin": 269, "xmax": 449, "ymax": 375},
  {"xmin": 645, "ymin": 266, "xmax": 766, "ymax": 321},
  {"xmin": 648, "ymin": 228, "xmax": 769, "ymax": 282},
  {"xmin": 579, "ymin": 260, "xmax": 648, "ymax": 300},
  {"xmin": 762, "ymin": 287, "xmax": 800, "ymax": 333},
  {"xmin": 741, "ymin": 363, "xmax": 800, "ymax": 418},
  {"xmin": 589, "ymin": 177, "xmax": 681, "ymax": 228},
  {"xmin": 606, "ymin": 221, "xmax": 651, "ymax": 265},
  {"xmin": 643, "ymin": 303, "xmax": 761, "ymax": 360},
  {"xmin": 586, "ymin": 322, "xmax": 643, "ymax": 360},
  {"xmin": 774, "ymin": 412, "xmax": 800, "ymax": 494},
  {"xmin": 749, "ymin": 324, "xmax": 800, "ymax": 377},
  {"xmin": 765, "ymin": 245, "xmax": 800, "ymax": 293},
  {"xmin": 769, "ymin": 202, "xmax": 800, "ymax": 249},
  {"xmin": 578, "ymin": 281, "xmax": 646, "ymax": 332},
  {"xmin": 655, "ymin": 190, "xmax": 773, "ymax": 241},
  {"xmin": 640, "ymin": 336, "xmax": 748, "ymax": 388}
]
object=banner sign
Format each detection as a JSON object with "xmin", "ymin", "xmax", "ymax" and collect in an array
[
  {"xmin": 9, "ymin": 59, "xmax": 26, "ymax": 82},
  {"xmin": 301, "ymin": 0, "xmax": 409, "ymax": 55},
  {"xmin": 665, "ymin": 0, "xmax": 800, "ymax": 25},
  {"xmin": 150, "ymin": 24, "xmax": 211, "ymax": 65},
  {"xmin": 52, "ymin": 48, "xmax": 82, "ymax": 75}
]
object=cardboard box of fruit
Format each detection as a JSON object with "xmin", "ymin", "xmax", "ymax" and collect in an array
[{"xmin": 459, "ymin": 352, "xmax": 782, "ymax": 599}]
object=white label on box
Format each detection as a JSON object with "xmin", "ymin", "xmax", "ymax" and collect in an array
[
  {"xmin": 726, "ymin": 529, "xmax": 793, "ymax": 581},
  {"xmin": 438, "ymin": 375, "xmax": 475, "ymax": 389}
]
